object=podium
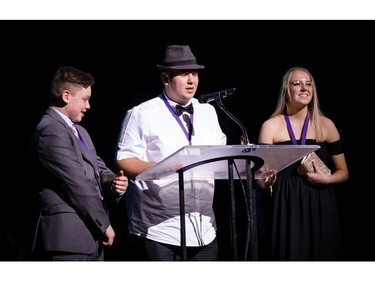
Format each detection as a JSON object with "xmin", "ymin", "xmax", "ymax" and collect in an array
[{"xmin": 136, "ymin": 144, "xmax": 319, "ymax": 260}]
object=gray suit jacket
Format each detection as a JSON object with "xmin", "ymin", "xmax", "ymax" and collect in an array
[{"xmin": 30, "ymin": 107, "xmax": 121, "ymax": 254}]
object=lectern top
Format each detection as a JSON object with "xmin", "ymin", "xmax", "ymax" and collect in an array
[{"xmin": 136, "ymin": 144, "xmax": 320, "ymax": 181}]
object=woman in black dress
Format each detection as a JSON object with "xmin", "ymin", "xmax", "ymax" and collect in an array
[{"xmin": 257, "ymin": 66, "xmax": 349, "ymax": 260}]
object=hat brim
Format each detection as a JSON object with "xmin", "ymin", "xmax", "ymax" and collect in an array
[{"xmin": 157, "ymin": 64, "xmax": 205, "ymax": 70}]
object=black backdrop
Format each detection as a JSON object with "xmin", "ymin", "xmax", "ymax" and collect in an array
[{"xmin": 2, "ymin": 20, "xmax": 374, "ymax": 261}]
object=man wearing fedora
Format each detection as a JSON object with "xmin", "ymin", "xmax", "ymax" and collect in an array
[{"xmin": 116, "ymin": 45, "xmax": 227, "ymax": 260}]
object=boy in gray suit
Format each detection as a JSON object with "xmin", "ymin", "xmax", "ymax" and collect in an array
[{"xmin": 30, "ymin": 66, "xmax": 128, "ymax": 261}]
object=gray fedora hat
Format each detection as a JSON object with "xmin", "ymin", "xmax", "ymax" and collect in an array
[{"xmin": 157, "ymin": 45, "xmax": 205, "ymax": 70}]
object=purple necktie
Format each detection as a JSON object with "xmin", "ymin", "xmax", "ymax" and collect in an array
[
  {"xmin": 71, "ymin": 124, "xmax": 93, "ymax": 158},
  {"xmin": 70, "ymin": 124, "xmax": 79, "ymax": 138}
]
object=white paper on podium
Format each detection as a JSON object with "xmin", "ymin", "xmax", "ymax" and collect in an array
[{"xmin": 136, "ymin": 144, "xmax": 320, "ymax": 181}]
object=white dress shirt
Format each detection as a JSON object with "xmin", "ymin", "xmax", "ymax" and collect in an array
[{"xmin": 117, "ymin": 93, "xmax": 226, "ymax": 246}]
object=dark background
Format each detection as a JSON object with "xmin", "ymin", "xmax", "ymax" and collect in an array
[{"xmin": 1, "ymin": 20, "xmax": 374, "ymax": 261}]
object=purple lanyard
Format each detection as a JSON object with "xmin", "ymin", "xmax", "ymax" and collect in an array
[
  {"xmin": 284, "ymin": 113, "xmax": 309, "ymax": 145},
  {"xmin": 162, "ymin": 93, "xmax": 194, "ymax": 142}
]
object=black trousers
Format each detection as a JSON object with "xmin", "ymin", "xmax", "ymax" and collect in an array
[{"xmin": 132, "ymin": 236, "xmax": 218, "ymax": 261}]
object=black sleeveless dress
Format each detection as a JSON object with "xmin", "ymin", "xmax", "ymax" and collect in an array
[{"xmin": 270, "ymin": 139, "xmax": 344, "ymax": 260}]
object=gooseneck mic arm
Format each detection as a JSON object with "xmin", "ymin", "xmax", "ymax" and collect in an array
[
  {"xmin": 218, "ymin": 98, "xmax": 251, "ymax": 145},
  {"xmin": 199, "ymin": 88, "xmax": 250, "ymax": 145}
]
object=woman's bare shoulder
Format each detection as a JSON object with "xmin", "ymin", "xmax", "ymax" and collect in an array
[
  {"xmin": 261, "ymin": 115, "xmax": 284, "ymax": 129},
  {"xmin": 259, "ymin": 115, "xmax": 285, "ymax": 143},
  {"xmin": 319, "ymin": 115, "xmax": 340, "ymax": 141}
]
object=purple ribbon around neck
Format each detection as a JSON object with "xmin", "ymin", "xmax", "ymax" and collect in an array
[
  {"xmin": 284, "ymin": 113, "xmax": 309, "ymax": 145},
  {"xmin": 162, "ymin": 93, "xmax": 194, "ymax": 143}
]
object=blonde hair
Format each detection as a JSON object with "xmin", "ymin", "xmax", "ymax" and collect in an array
[{"xmin": 270, "ymin": 66, "xmax": 325, "ymax": 141}]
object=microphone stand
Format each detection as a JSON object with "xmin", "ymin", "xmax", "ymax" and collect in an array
[{"xmin": 214, "ymin": 94, "xmax": 258, "ymax": 261}]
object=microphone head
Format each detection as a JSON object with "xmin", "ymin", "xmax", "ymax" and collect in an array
[
  {"xmin": 197, "ymin": 95, "xmax": 208, "ymax": 103},
  {"xmin": 225, "ymin": 88, "xmax": 236, "ymax": 97},
  {"xmin": 198, "ymin": 88, "xmax": 236, "ymax": 104}
]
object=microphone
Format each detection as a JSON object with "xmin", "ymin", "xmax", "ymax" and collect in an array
[{"xmin": 198, "ymin": 88, "xmax": 236, "ymax": 103}]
